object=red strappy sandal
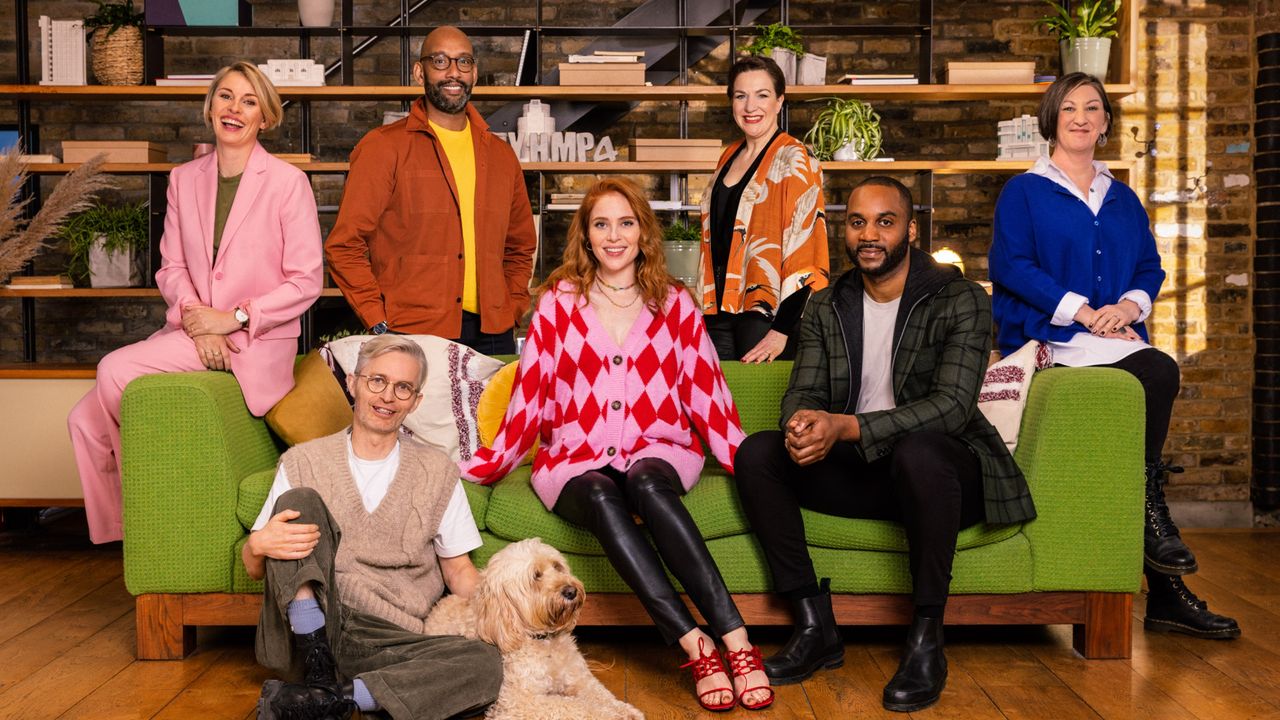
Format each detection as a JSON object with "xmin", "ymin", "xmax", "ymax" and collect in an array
[
  {"xmin": 725, "ymin": 644, "xmax": 775, "ymax": 711},
  {"xmin": 679, "ymin": 637, "xmax": 735, "ymax": 712}
]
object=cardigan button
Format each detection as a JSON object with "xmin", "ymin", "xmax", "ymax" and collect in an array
[
  {"xmin": 611, "ymin": 400, "xmax": 622, "ymax": 411},
  {"xmin": 607, "ymin": 447, "xmax": 616, "ymax": 456},
  {"xmin": 1094, "ymin": 220, "xmax": 1100, "ymax": 226},
  {"xmin": 612, "ymin": 355, "xmax": 623, "ymax": 365}
]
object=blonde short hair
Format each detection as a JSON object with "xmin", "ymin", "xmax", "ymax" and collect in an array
[
  {"xmin": 203, "ymin": 61, "xmax": 284, "ymax": 132},
  {"xmin": 353, "ymin": 335, "xmax": 428, "ymax": 389}
]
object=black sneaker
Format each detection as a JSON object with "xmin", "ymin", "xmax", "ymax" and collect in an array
[
  {"xmin": 1144, "ymin": 572, "xmax": 1241, "ymax": 640},
  {"xmin": 257, "ymin": 679, "xmax": 355, "ymax": 720}
]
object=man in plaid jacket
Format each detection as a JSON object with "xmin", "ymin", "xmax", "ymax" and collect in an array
[{"xmin": 736, "ymin": 176, "xmax": 1035, "ymax": 714}]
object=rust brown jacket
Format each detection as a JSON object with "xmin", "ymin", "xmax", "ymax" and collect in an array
[{"xmin": 326, "ymin": 99, "xmax": 537, "ymax": 336}]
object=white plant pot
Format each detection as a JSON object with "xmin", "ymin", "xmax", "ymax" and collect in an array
[
  {"xmin": 770, "ymin": 48, "xmax": 797, "ymax": 85},
  {"xmin": 1060, "ymin": 37, "xmax": 1111, "ymax": 81},
  {"xmin": 662, "ymin": 242, "xmax": 701, "ymax": 287},
  {"xmin": 833, "ymin": 140, "xmax": 864, "ymax": 162},
  {"xmin": 88, "ymin": 236, "xmax": 142, "ymax": 288},
  {"xmin": 797, "ymin": 53, "xmax": 827, "ymax": 86},
  {"xmin": 298, "ymin": 0, "xmax": 336, "ymax": 27}
]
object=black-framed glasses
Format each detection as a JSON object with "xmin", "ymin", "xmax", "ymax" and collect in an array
[
  {"xmin": 422, "ymin": 53, "xmax": 476, "ymax": 72},
  {"xmin": 354, "ymin": 373, "xmax": 419, "ymax": 400}
]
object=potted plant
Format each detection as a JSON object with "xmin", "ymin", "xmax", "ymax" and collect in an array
[
  {"xmin": 60, "ymin": 201, "xmax": 149, "ymax": 288},
  {"xmin": 741, "ymin": 23, "xmax": 805, "ymax": 85},
  {"xmin": 1035, "ymin": 0, "xmax": 1121, "ymax": 81},
  {"xmin": 84, "ymin": 0, "xmax": 145, "ymax": 86},
  {"xmin": 802, "ymin": 98, "xmax": 883, "ymax": 162},
  {"xmin": 662, "ymin": 220, "xmax": 702, "ymax": 286}
]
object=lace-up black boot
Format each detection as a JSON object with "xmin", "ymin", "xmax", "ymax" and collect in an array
[
  {"xmin": 256, "ymin": 679, "xmax": 354, "ymax": 720},
  {"xmin": 1145, "ymin": 570, "xmax": 1241, "ymax": 639},
  {"xmin": 1144, "ymin": 461, "xmax": 1197, "ymax": 575}
]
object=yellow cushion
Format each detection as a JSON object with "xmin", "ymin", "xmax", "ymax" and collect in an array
[
  {"xmin": 265, "ymin": 350, "xmax": 351, "ymax": 446},
  {"xmin": 477, "ymin": 361, "xmax": 537, "ymax": 466}
]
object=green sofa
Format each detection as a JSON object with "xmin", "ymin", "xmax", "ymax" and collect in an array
[{"xmin": 120, "ymin": 362, "xmax": 1144, "ymax": 661}]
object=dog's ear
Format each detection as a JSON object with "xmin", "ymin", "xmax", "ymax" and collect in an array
[{"xmin": 472, "ymin": 573, "xmax": 523, "ymax": 653}]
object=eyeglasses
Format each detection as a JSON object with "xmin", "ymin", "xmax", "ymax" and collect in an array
[
  {"xmin": 354, "ymin": 373, "xmax": 419, "ymax": 401},
  {"xmin": 422, "ymin": 53, "xmax": 476, "ymax": 72}
]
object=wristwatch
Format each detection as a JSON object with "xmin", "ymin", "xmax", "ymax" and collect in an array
[
  {"xmin": 233, "ymin": 306, "xmax": 249, "ymax": 328},
  {"xmin": 370, "ymin": 321, "xmax": 389, "ymax": 335}
]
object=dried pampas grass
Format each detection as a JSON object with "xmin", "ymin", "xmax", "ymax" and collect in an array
[{"xmin": 0, "ymin": 150, "xmax": 116, "ymax": 281}]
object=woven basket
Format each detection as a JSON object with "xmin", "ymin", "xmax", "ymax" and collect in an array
[{"xmin": 91, "ymin": 26, "xmax": 143, "ymax": 86}]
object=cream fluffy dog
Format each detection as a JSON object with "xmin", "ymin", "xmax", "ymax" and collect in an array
[{"xmin": 425, "ymin": 538, "xmax": 643, "ymax": 720}]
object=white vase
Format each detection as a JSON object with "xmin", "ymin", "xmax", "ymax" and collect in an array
[
  {"xmin": 1060, "ymin": 37, "xmax": 1112, "ymax": 81},
  {"xmin": 832, "ymin": 141, "xmax": 863, "ymax": 162},
  {"xmin": 662, "ymin": 242, "xmax": 701, "ymax": 287},
  {"xmin": 298, "ymin": 0, "xmax": 335, "ymax": 27},
  {"xmin": 797, "ymin": 53, "xmax": 827, "ymax": 86},
  {"xmin": 88, "ymin": 236, "xmax": 142, "ymax": 288},
  {"xmin": 769, "ymin": 48, "xmax": 797, "ymax": 85}
]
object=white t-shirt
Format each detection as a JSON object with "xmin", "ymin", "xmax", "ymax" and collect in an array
[
  {"xmin": 250, "ymin": 438, "xmax": 483, "ymax": 559},
  {"xmin": 857, "ymin": 291, "xmax": 901, "ymax": 414}
]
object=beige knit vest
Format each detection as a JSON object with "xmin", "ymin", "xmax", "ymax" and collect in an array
[{"xmin": 281, "ymin": 431, "xmax": 455, "ymax": 634}]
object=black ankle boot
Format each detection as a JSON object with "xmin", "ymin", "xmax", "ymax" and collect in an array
[
  {"xmin": 1145, "ymin": 571, "xmax": 1241, "ymax": 639},
  {"xmin": 764, "ymin": 578, "xmax": 844, "ymax": 684},
  {"xmin": 257, "ymin": 678, "xmax": 355, "ymax": 720},
  {"xmin": 1144, "ymin": 461, "xmax": 1197, "ymax": 575},
  {"xmin": 882, "ymin": 615, "xmax": 946, "ymax": 713},
  {"xmin": 297, "ymin": 628, "xmax": 340, "ymax": 691}
]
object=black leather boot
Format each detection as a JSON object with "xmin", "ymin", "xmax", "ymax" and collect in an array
[
  {"xmin": 297, "ymin": 628, "xmax": 341, "ymax": 692},
  {"xmin": 257, "ymin": 679, "xmax": 355, "ymax": 720},
  {"xmin": 1144, "ymin": 461, "xmax": 1198, "ymax": 575},
  {"xmin": 1145, "ymin": 570, "xmax": 1241, "ymax": 639},
  {"xmin": 764, "ymin": 578, "xmax": 844, "ymax": 684},
  {"xmin": 882, "ymin": 615, "xmax": 946, "ymax": 713}
]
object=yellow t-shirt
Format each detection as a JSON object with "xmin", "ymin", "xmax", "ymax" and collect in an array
[{"xmin": 429, "ymin": 119, "xmax": 478, "ymax": 314}]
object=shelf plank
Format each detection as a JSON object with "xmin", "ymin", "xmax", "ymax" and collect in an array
[
  {"xmin": 0, "ymin": 288, "xmax": 346, "ymax": 298},
  {"xmin": 0, "ymin": 83, "xmax": 1136, "ymax": 103},
  {"xmin": 0, "ymin": 363, "xmax": 97, "ymax": 379}
]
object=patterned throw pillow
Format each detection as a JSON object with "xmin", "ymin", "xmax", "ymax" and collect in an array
[
  {"xmin": 977, "ymin": 340, "xmax": 1052, "ymax": 453},
  {"xmin": 326, "ymin": 335, "xmax": 505, "ymax": 463},
  {"xmin": 476, "ymin": 361, "xmax": 538, "ymax": 466}
]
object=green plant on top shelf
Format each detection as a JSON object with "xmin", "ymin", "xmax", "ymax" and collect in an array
[
  {"xmin": 662, "ymin": 221, "xmax": 701, "ymax": 244},
  {"xmin": 84, "ymin": 0, "xmax": 145, "ymax": 38},
  {"xmin": 741, "ymin": 23, "xmax": 804, "ymax": 57},
  {"xmin": 60, "ymin": 201, "xmax": 149, "ymax": 285},
  {"xmin": 802, "ymin": 97, "xmax": 882, "ymax": 162},
  {"xmin": 1035, "ymin": 0, "xmax": 1121, "ymax": 40}
]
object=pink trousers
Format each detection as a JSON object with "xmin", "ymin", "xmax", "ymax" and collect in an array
[{"xmin": 68, "ymin": 329, "xmax": 218, "ymax": 544}]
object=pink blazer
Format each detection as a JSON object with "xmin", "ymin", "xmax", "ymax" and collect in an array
[{"xmin": 153, "ymin": 142, "xmax": 323, "ymax": 415}]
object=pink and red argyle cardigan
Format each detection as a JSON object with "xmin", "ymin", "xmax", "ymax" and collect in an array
[{"xmin": 461, "ymin": 282, "xmax": 745, "ymax": 509}]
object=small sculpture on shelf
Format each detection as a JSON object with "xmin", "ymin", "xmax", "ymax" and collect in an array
[
  {"xmin": 59, "ymin": 201, "xmax": 150, "ymax": 288},
  {"xmin": 84, "ymin": 0, "xmax": 145, "ymax": 86}
]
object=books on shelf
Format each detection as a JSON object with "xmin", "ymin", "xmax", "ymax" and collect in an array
[
  {"xmin": 568, "ymin": 51, "xmax": 645, "ymax": 63},
  {"xmin": 561, "ymin": 50, "xmax": 645, "ymax": 85},
  {"xmin": 5, "ymin": 275, "xmax": 74, "ymax": 290},
  {"xmin": 840, "ymin": 74, "xmax": 918, "ymax": 85}
]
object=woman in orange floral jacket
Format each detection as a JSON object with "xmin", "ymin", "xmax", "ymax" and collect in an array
[{"xmin": 698, "ymin": 54, "xmax": 830, "ymax": 363}]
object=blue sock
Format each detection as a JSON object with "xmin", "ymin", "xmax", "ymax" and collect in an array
[
  {"xmin": 352, "ymin": 678, "xmax": 379, "ymax": 712},
  {"xmin": 286, "ymin": 598, "xmax": 325, "ymax": 635}
]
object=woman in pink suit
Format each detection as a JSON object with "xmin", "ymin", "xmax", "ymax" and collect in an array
[{"xmin": 68, "ymin": 61, "xmax": 323, "ymax": 543}]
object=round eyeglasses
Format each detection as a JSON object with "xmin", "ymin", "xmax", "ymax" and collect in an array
[
  {"xmin": 423, "ymin": 53, "xmax": 476, "ymax": 72},
  {"xmin": 354, "ymin": 373, "xmax": 419, "ymax": 401}
]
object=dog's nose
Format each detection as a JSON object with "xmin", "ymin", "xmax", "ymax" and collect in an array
[{"xmin": 561, "ymin": 586, "xmax": 578, "ymax": 601}]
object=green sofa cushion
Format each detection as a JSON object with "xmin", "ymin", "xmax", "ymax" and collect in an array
[
  {"xmin": 720, "ymin": 361, "xmax": 793, "ymax": 435},
  {"xmin": 238, "ymin": 469, "xmax": 276, "ymax": 530}
]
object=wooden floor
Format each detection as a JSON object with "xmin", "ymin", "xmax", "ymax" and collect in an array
[{"xmin": 1, "ymin": 515, "xmax": 1278, "ymax": 720}]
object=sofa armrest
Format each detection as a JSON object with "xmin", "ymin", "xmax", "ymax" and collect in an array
[
  {"xmin": 1015, "ymin": 367, "xmax": 1146, "ymax": 592},
  {"xmin": 120, "ymin": 371, "xmax": 281, "ymax": 595}
]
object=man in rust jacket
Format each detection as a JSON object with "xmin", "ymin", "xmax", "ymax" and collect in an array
[{"xmin": 326, "ymin": 26, "xmax": 536, "ymax": 352}]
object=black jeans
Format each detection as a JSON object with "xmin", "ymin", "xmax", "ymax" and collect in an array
[
  {"xmin": 735, "ymin": 430, "xmax": 985, "ymax": 608},
  {"xmin": 553, "ymin": 458, "xmax": 744, "ymax": 644},
  {"xmin": 1093, "ymin": 347, "xmax": 1180, "ymax": 464},
  {"xmin": 704, "ymin": 311, "xmax": 797, "ymax": 362},
  {"xmin": 456, "ymin": 311, "xmax": 516, "ymax": 355}
]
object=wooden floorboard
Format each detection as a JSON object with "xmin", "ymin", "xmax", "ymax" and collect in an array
[{"xmin": 0, "ymin": 523, "xmax": 1277, "ymax": 719}]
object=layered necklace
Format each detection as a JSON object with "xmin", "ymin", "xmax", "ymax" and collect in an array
[{"xmin": 594, "ymin": 278, "xmax": 639, "ymax": 309}]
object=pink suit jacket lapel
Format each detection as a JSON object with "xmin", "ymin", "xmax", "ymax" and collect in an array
[
  {"xmin": 213, "ymin": 143, "xmax": 268, "ymax": 271},
  {"xmin": 194, "ymin": 152, "xmax": 218, "ymax": 270}
]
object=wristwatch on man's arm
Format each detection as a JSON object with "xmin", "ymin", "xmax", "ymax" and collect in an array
[{"xmin": 369, "ymin": 321, "xmax": 389, "ymax": 335}]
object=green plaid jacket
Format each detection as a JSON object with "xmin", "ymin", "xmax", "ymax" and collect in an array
[{"xmin": 782, "ymin": 248, "xmax": 1036, "ymax": 524}]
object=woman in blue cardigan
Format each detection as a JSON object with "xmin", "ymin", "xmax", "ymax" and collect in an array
[{"xmin": 989, "ymin": 73, "xmax": 1238, "ymax": 640}]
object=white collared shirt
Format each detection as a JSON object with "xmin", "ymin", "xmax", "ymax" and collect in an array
[{"xmin": 1028, "ymin": 156, "xmax": 1151, "ymax": 367}]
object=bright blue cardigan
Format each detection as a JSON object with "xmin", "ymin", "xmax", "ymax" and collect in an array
[{"xmin": 988, "ymin": 173, "xmax": 1165, "ymax": 356}]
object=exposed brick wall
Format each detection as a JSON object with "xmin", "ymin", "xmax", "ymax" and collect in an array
[{"xmin": 0, "ymin": 1, "xmax": 1259, "ymax": 506}]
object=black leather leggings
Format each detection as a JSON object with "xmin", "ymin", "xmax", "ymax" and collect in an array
[{"xmin": 553, "ymin": 458, "xmax": 744, "ymax": 644}]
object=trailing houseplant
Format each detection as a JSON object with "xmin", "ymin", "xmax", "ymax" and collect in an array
[
  {"xmin": 802, "ymin": 98, "xmax": 883, "ymax": 162},
  {"xmin": 1035, "ymin": 0, "xmax": 1121, "ymax": 80},
  {"xmin": 741, "ymin": 23, "xmax": 805, "ymax": 85},
  {"xmin": 60, "ymin": 201, "xmax": 149, "ymax": 287},
  {"xmin": 84, "ymin": 0, "xmax": 145, "ymax": 85}
]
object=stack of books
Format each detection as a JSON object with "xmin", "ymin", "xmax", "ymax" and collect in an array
[
  {"xmin": 839, "ymin": 74, "xmax": 919, "ymax": 85},
  {"xmin": 5, "ymin": 275, "xmax": 74, "ymax": 290},
  {"xmin": 155, "ymin": 74, "xmax": 215, "ymax": 87},
  {"xmin": 560, "ymin": 51, "xmax": 645, "ymax": 86}
]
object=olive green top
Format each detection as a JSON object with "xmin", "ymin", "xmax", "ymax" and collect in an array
[{"xmin": 212, "ymin": 172, "xmax": 243, "ymax": 263}]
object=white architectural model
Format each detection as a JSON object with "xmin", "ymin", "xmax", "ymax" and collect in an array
[
  {"xmin": 39, "ymin": 16, "xmax": 86, "ymax": 86},
  {"xmin": 997, "ymin": 115, "xmax": 1050, "ymax": 161},
  {"xmin": 257, "ymin": 59, "xmax": 325, "ymax": 87}
]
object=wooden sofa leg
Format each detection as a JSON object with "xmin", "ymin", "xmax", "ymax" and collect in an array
[
  {"xmin": 1072, "ymin": 591, "xmax": 1132, "ymax": 659},
  {"xmin": 136, "ymin": 594, "xmax": 195, "ymax": 660}
]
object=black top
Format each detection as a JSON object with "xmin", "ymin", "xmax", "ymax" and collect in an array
[{"xmin": 708, "ymin": 128, "xmax": 809, "ymax": 334}]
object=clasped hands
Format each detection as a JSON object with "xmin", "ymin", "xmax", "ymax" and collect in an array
[
  {"xmin": 247, "ymin": 509, "xmax": 320, "ymax": 561},
  {"xmin": 182, "ymin": 303, "xmax": 242, "ymax": 371},
  {"xmin": 785, "ymin": 409, "xmax": 858, "ymax": 466},
  {"xmin": 1075, "ymin": 300, "xmax": 1142, "ymax": 341}
]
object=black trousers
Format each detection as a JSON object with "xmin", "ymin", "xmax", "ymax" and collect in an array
[
  {"xmin": 553, "ymin": 458, "xmax": 744, "ymax": 644},
  {"xmin": 456, "ymin": 311, "xmax": 516, "ymax": 355},
  {"xmin": 704, "ymin": 311, "xmax": 797, "ymax": 362},
  {"xmin": 1093, "ymin": 347, "xmax": 1180, "ymax": 464},
  {"xmin": 735, "ymin": 430, "xmax": 985, "ymax": 608}
]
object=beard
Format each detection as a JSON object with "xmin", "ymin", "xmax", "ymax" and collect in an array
[
  {"xmin": 847, "ymin": 237, "xmax": 910, "ymax": 278},
  {"xmin": 426, "ymin": 79, "xmax": 472, "ymax": 114}
]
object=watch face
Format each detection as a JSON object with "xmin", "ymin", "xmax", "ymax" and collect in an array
[{"xmin": 235, "ymin": 309, "xmax": 249, "ymax": 323}]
